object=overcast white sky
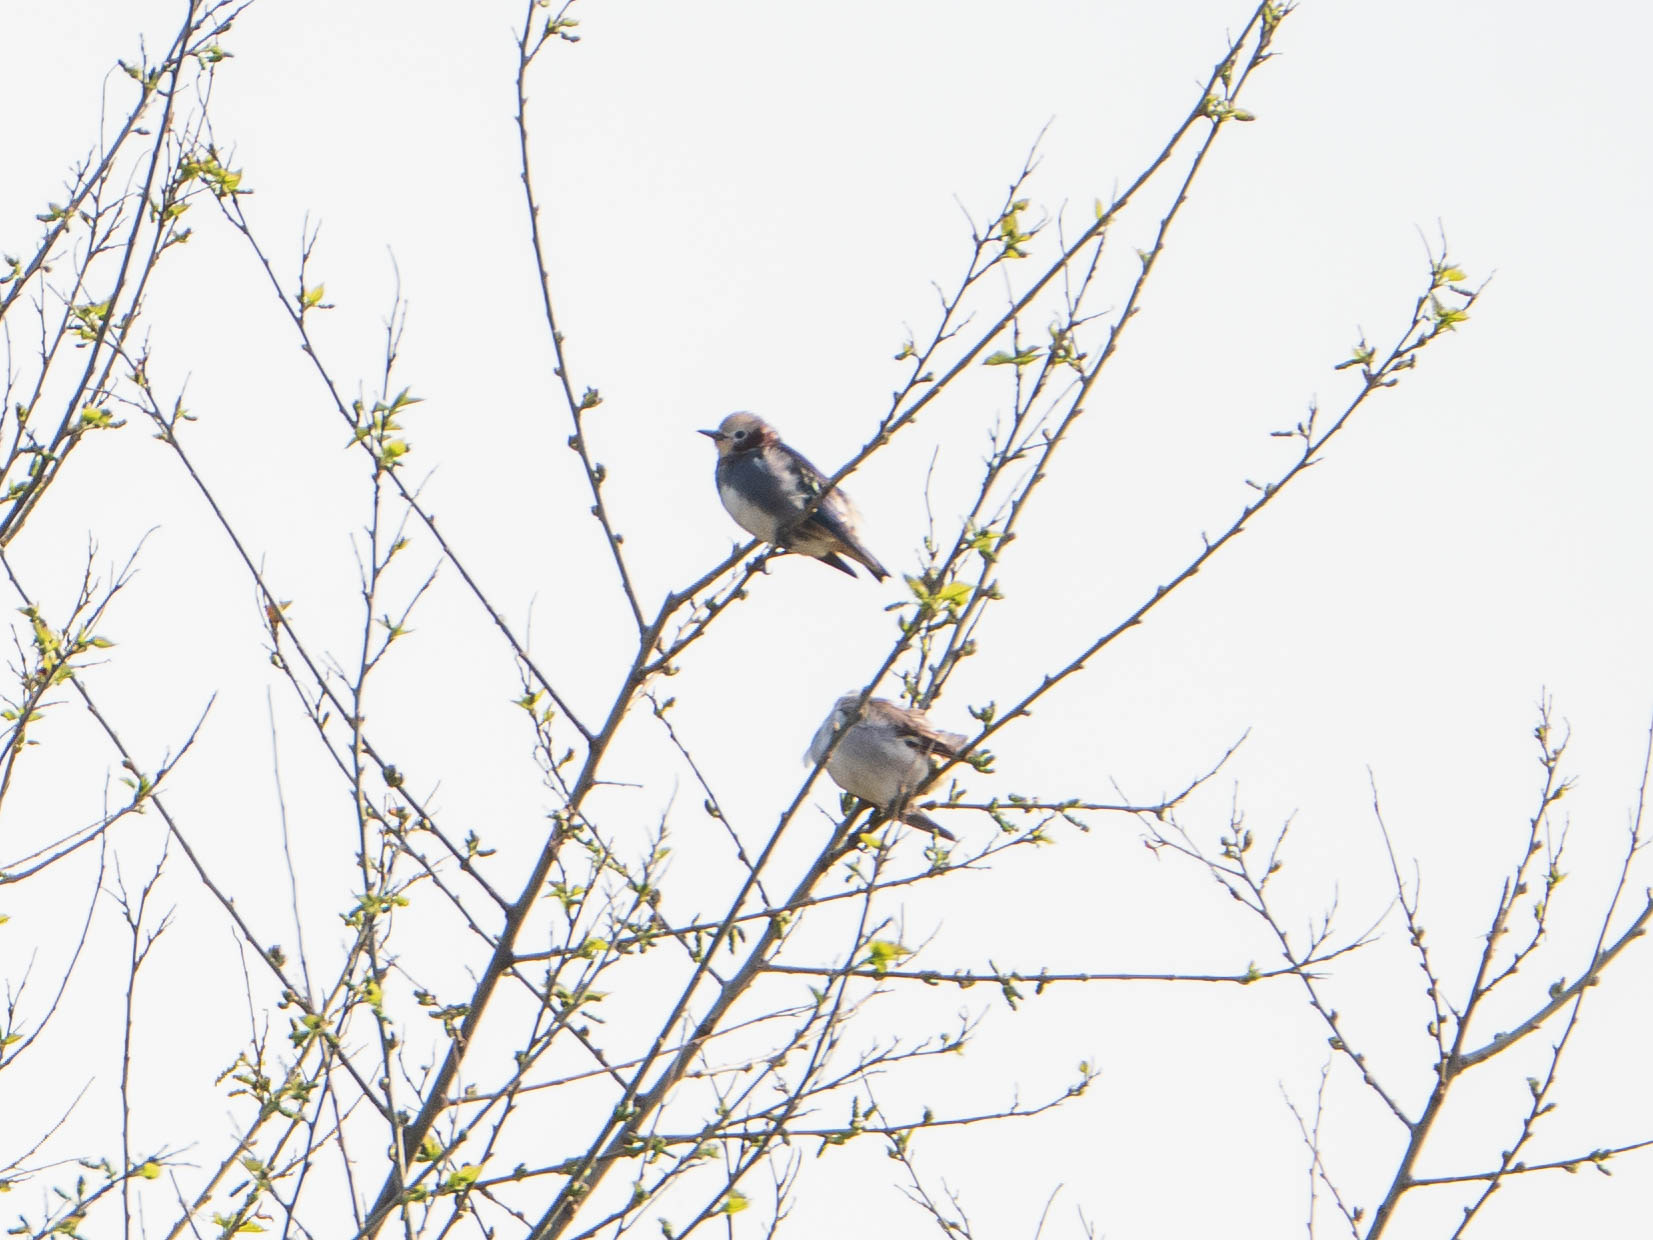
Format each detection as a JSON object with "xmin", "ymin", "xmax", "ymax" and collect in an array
[{"xmin": 3, "ymin": 2, "xmax": 1651, "ymax": 1237}]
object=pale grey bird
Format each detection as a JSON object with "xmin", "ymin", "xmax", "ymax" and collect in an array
[
  {"xmin": 698, "ymin": 412, "xmax": 889, "ymax": 581},
  {"xmin": 807, "ymin": 693, "xmax": 967, "ymax": 840}
]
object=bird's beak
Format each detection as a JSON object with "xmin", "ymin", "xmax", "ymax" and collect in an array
[{"xmin": 698, "ymin": 428, "xmax": 723, "ymax": 441}]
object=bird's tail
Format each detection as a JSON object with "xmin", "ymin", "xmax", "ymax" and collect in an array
[
  {"xmin": 816, "ymin": 551, "xmax": 861, "ymax": 578},
  {"xmin": 899, "ymin": 809, "xmax": 957, "ymax": 841},
  {"xmin": 847, "ymin": 545, "xmax": 890, "ymax": 582}
]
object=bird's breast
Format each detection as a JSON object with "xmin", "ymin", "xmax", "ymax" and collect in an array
[
  {"xmin": 826, "ymin": 725, "xmax": 928, "ymax": 808},
  {"xmin": 718, "ymin": 477, "xmax": 785, "ymax": 542}
]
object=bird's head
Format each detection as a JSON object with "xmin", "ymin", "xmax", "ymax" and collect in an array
[
  {"xmin": 831, "ymin": 693, "xmax": 867, "ymax": 730},
  {"xmin": 806, "ymin": 692, "xmax": 868, "ymax": 767},
  {"xmin": 698, "ymin": 411, "xmax": 774, "ymax": 458}
]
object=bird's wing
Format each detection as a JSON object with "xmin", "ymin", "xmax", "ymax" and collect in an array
[
  {"xmin": 772, "ymin": 444, "xmax": 866, "ymax": 545},
  {"xmin": 721, "ymin": 448, "xmax": 812, "ymax": 528},
  {"xmin": 769, "ymin": 443, "xmax": 829, "ymax": 505},
  {"xmin": 868, "ymin": 700, "xmax": 968, "ymax": 759}
]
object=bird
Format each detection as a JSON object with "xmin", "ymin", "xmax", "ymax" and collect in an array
[
  {"xmin": 699, "ymin": 412, "xmax": 888, "ymax": 581},
  {"xmin": 807, "ymin": 693, "xmax": 968, "ymax": 840}
]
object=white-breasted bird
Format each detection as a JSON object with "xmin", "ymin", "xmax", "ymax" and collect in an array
[
  {"xmin": 699, "ymin": 412, "xmax": 888, "ymax": 581},
  {"xmin": 807, "ymin": 693, "xmax": 967, "ymax": 839}
]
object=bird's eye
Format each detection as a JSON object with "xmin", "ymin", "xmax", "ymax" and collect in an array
[{"xmin": 732, "ymin": 430, "xmax": 746, "ymax": 441}]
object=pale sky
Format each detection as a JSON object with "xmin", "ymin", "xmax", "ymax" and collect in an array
[{"xmin": 2, "ymin": 2, "xmax": 1651, "ymax": 1237}]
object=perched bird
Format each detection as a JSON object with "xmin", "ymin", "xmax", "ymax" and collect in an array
[
  {"xmin": 807, "ymin": 693, "xmax": 968, "ymax": 840},
  {"xmin": 699, "ymin": 412, "xmax": 888, "ymax": 581}
]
